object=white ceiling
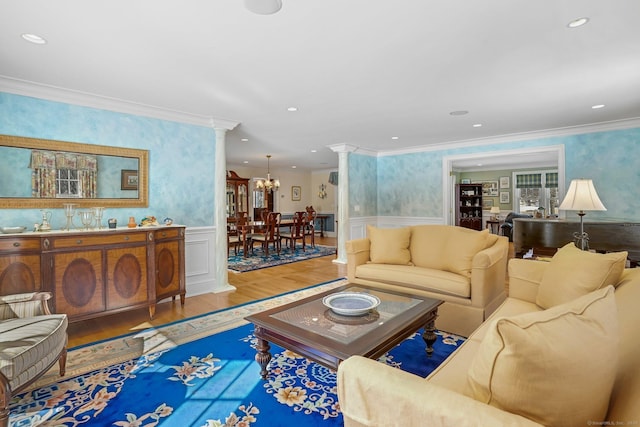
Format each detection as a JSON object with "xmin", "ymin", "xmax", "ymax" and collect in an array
[{"xmin": 1, "ymin": 1, "xmax": 640, "ymax": 172}]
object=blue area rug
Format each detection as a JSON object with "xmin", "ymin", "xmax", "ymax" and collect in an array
[
  {"xmin": 228, "ymin": 244, "xmax": 336, "ymax": 273},
  {"xmin": 10, "ymin": 316, "xmax": 463, "ymax": 426}
]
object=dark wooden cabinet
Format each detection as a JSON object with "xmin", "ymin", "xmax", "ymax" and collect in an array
[
  {"xmin": 456, "ymin": 184, "xmax": 483, "ymax": 231},
  {"xmin": 226, "ymin": 170, "xmax": 249, "ymax": 224},
  {"xmin": 0, "ymin": 226, "xmax": 185, "ymax": 322}
]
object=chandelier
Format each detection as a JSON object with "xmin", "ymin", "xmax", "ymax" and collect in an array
[{"xmin": 256, "ymin": 155, "xmax": 280, "ymax": 192}]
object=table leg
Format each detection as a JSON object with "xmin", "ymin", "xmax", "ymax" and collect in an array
[
  {"xmin": 421, "ymin": 312, "xmax": 438, "ymax": 357},
  {"xmin": 255, "ymin": 336, "xmax": 272, "ymax": 380}
]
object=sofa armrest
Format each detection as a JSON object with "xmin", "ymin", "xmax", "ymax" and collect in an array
[
  {"xmin": 0, "ymin": 292, "xmax": 53, "ymax": 319},
  {"xmin": 507, "ymin": 259, "xmax": 548, "ymax": 303},
  {"xmin": 469, "ymin": 236, "xmax": 508, "ymax": 308},
  {"xmin": 337, "ymin": 356, "xmax": 542, "ymax": 427},
  {"xmin": 346, "ymin": 238, "xmax": 371, "ymax": 281}
]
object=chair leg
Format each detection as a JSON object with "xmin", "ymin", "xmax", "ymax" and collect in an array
[{"xmin": 59, "ymin": 347, "xmax": 67, "ymax": 376}]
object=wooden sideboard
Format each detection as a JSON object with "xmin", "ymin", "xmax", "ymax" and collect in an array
[
  {"xmin": 513, "ymin": 218, "xmax": 640, "ymax": 263},
  {"xmin": 0, "ymin": 226, "xmax": 185, "ymax": 322}
]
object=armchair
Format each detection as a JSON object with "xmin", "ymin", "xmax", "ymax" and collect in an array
[
  {"xmin": 0, "ymin": 292, "xmax": 68, "ymax": 427},
  {"xmin": 500, "ymin": 212, "xmax": 533, "ymax": 241}
]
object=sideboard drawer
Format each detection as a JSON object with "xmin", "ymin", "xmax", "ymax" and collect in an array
[
  {"xmin": 154, "ymin": 227, "xmax": 182, "ymax": 241},
  {"xmin": 48, "ymin": 232, "xmax": 149, "ymax": 249},
  {"xmin": 0, "ymin": 237, "xmax": 41, "ymax": 252}
]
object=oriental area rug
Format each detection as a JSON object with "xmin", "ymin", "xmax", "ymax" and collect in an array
[
  {"xmin": 10, "ymin": 279, "xmax": 464, "ymax": 427},
  {"xmin": 228, "ymin": 244, "xmax": 336, "ymax": 273}
]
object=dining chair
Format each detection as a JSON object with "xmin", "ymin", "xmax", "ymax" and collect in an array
[
  {"xmin": 304, "ymin": 206, "xmax": 317, "ymax": 248},
  {"xmin": 280, "ymin": 211, "xmax": 307, "ymax": 251},
  {"xmin": 227, "ymin": 213, "xmax": 249, "ymax": 257},
  {"xmin": 251, "ymin": 211, "xmax": 281, "ymax": 256}
]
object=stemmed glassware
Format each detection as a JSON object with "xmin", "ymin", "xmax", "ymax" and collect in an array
[
  {"xmin": 62, "ymin": 203, "xmax": 77, "ymax": 231},
  {"xmin": 78, "ymin": 210, "xmax": 94, "ymax": 231},
  {"xmin": 93, "ymin": 207, "xmax": 105, "ymax": 229}
]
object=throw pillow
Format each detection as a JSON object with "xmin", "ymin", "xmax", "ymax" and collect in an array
[
  {"xmin": 536, "ymin": 242, "xmax": 627, "ymax": 309},
  {"xmin": 465, "ymin": 286, "xmax": 619, "ymax": 427},
  {"xmin": 444, "ymin": 227, "xmax": 489, "ymax": 277},
  {"xmin": 367, "ymin": 225, "xmax": 412, "ymax": 265}
]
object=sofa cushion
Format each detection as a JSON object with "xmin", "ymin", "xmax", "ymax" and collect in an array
[
  {"xmin": 444, "ymin": 227, "xmax": 489, "ymax": 277},
  {"xmin": 355, "ymin": 264, "xmax": 471, "ymax": 298},
  {"xmin": 536, "ymin": 242, "xmax": 627, "ymax": 309},
  {"xmin": 410, "ymin": 225, "xmax": 488, "ymax": 277},
  {"xmin": 0, "ymin": 314, "xmax": 68, "ymax": 386},
  {"xmin": 367, "ymin": 225, "xmax": 412, "ymax": 265},
  {"xmin": 466, "ymin": 286, "xmax": 618, "ymax": 427}
]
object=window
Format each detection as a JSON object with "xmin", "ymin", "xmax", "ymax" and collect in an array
[
  {"xmin": 56, "ymin": 169, "xmax": 81, "ymax": 198},
  {"xmin": 514, "ymin": 171, "xmax": 559, "ymax": 216}
]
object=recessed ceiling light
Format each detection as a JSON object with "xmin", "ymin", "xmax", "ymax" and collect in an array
[
  {"xmin": 291, "ymin": 165, "xmax": 297, "ymax": 169},
  {"xmin": 391, "ymin": 136, "xmax": 399, "ymax": 140},
  {"xmin": 311, "ymin": 149, "xmax": 317, "ymax": 153},
  {"xmin": 21, "ymin": 33, "xmax": 47, "ymax": 44},
  {"xmin": 243, "ymin": 160, "xmax": 249, "ymax": 164},
  {"xmin": 473, "ymin": 123, "xmax": 483, "ymax": 128},
  {"xmin": 449, "ymin": 110, "xmax": 469, "ymax": 116},
  {"xmin": 567, "ymin": 17, "xmax": 589, "ymax": 28},
  {"xmin": 591, "ymin": 104, "xmax": 605, "ymax": 109},
  {"xmin": 287, "ymin": 107, "xmax": 298, "ymax": 112},
  {"xmin": 241, "ymin": 138, "xmax": 249, "ymax": 142}
]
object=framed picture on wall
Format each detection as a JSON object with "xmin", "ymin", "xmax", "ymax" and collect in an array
[
  {"xmin": 291, "ymin": 186, "xmax": 301, "ymax": 201},
  {"xmin": 499, "ymin": 176, "xmax": 510, "ymax": 189},
  {"xmin": 461, "ymin": 178, "xmax": 471, "ymax": 184},
  {"xmin": 121, "ymin": 170, "xmax": 138, "ymax": 190},
  {"xmin": 483, "ymin": 199, "xmax": 494, "ymax": 209},
  {"xmin": 500, "ymin": 191, "xmax": 510, "ymax": 204},
  {"xmin": 475, "ymin": 181, "xmax": 498, "ymax": 196}
]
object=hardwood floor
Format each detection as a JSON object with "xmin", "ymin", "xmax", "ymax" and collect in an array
[{"xmin": 67, "ymin": 236, "xmax": 345, "ymax": 348}]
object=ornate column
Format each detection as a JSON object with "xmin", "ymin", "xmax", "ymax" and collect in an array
[
  {"xmin": 212, "ymin": 119, "xmax": 238, "ymax": 292},
  {"xmin": 329, "ymin": 144, "xmax": 358, "ymax": 264}
]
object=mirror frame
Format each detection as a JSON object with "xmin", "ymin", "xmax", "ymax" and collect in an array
[{"xmin": 0, "ymin": 134, "xmax": 149, "ymax": 208}]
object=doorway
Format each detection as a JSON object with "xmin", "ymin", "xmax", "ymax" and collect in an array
[{"xmin": 442, "ymin": 145, "xmax": 565, "ymax": 225}]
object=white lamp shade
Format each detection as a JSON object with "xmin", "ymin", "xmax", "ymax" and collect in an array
[
  {"xmin": 244, "ymin": 0, "xmax": 282, "ymax": 15},
  {"xmin": 559, "ymin": 179, "xmax": 607, "ymax": 212},
  {"xmin": 490, "ymin": 206, "xmax": 501, "ymax": 214}
]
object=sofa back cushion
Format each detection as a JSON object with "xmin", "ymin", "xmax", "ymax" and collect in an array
[
  {"xmin": 367, "ymin": 225, "xmax": 412, "ymax": 265},
  {"xmin": 536, "ymin": 242, "xmax": 627, "ymax": 309},
  {"xmin": 411, "ymin": 225, "xmax": 489, "ymax": 277},
  {"xmin": 466, "ymin": 286, "xmax": 619, "ymax": 427}
]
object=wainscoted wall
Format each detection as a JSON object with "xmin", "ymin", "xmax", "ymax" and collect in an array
[
  {"xmin": 348, "ymin": 216, "xmax": 444, "ymax": 241},
  {"xmin": 184, "ymin": 227, "xmax": 232, "ymax": 296}
]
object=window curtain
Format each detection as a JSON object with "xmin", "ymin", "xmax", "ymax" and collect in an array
[
  {"xmin": 515, "ymin": 173, "xmax": 542, "ymax": 189},
  {"xmin": 30, "ymin": 150, "xmax": 56, "ymax": 198},
  {"xmin": 545, "ymin": 172, "xmax": 558, "ymax": 188},
  {"xmin": 328, "ymin": 171, "xmax": 338, "ymax": 186},
  {"xmin": 30, "ymin": 150, "xmax": 98, "ymax": 198}
]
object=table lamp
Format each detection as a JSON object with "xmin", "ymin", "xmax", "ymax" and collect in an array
[
  {"xmin": 559, "ymin": 178, "xmax": 606, "ymax": 250},
  {"xmin": 490, "ymin": 206, "xmax": 501, "ymax": 221}
]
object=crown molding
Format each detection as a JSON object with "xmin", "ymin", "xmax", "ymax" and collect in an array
[
  {"xmin": 0, "ymin": 76, "xmax": 239, "ymax": 129},
  {"xmin": 377, "ymin": 117, "xmax": 640, "ymax": 157}
]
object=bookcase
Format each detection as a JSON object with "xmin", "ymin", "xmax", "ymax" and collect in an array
[{"xmin": 455, "ymin": 184, "xmax": 483, "ymax": 230}]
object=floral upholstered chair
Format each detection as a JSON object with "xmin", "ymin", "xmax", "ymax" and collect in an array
[{"xmin": 0, "ymin": 292, "xmax": 68, "ymax": 427}]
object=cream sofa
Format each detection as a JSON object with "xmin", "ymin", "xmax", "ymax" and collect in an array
[
  {"xmin": 346, "ymin": 225, "xmax": 509, "ymax": 337},
  {"xmin": 338, "ymin": 243, "xmax": 640, "ymax": 427}
]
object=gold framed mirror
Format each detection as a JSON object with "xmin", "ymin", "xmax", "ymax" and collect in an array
[{"xmin": 0, "ymin": 134, "xmax": 148, "ymax": 208}]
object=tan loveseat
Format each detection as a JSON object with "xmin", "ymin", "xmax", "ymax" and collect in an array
[
  {"xmin": 338, "ymin": 243, "xmax": 640, "ymax": 427},
  {"xmin": 346, "ymin": 225, "xmax": 509, "ymax": 336}
]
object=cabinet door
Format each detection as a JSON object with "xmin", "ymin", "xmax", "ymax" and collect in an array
[
  {"xmin": 0, "ymin": 254, "xmax": 42, "ymax": 294},
  {"xmin": 155, "ymin": 240, "xmax": 181, "ymax": 300},
  {"xmin": 106, "ymin": 245, "xmax": 149, "ymax": 311},
  {"xmin": 53, "ymin": 250, "xmax": 105, "ymax": 318}
]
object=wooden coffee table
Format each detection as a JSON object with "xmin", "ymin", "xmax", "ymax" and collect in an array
[{"xmin": 245, "ymin": 284, "xmax": 443, "ymax": 379}]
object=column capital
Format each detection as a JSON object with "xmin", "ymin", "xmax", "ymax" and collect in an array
[
  {"xmin": 210, "ymin": 118, "xmax": 240, "ymax": 131},
  {"xmin": 328, "ymin": 143, "xmax": 359, "ymax": 154}
]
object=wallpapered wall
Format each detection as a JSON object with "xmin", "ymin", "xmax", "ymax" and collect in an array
[
  {"xmin": 0, "ymin": 93, "xmax": 216, "ymax": 229},
  {"xmin": 351, "ymin": 127, "xmax": 640, "ymax": 222}
]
